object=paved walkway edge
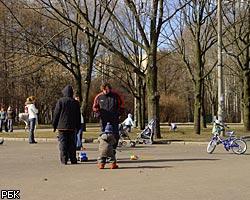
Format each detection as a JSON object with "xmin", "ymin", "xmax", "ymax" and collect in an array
[{"xmin": 1, "ymin": 137, "xmax": 209, "ymax": 145}]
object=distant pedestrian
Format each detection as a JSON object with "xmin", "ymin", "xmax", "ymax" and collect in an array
[
  {"xmin": 0, "ymin": 107, "xmax": 7, "ymax": 132},
  {"xmin": 98, "ymin": 122, "xmax": 118, "ymax": 169},
  {"xmin": 74, "ymin": 94, "xmax": 84, "ymax": 151},
  {"xmin": 26, "ymin": 96, "xmax": 38, "ymax": 144},
  {"xmin": 53, "ymin": 85, "xmax": 81, "ymax": 165},
  {"xmin": 169, "ymin": 123, "xmax": 177, "ymax": 131},
  {"xmin": 6, "ymin": 106, "xmax": 16, "ymax": 132},
  {"xmin": 122, "ymin": 113, "xmax": 134, "ymax": 132},
  {"xmin": 93, "ymin": 82, "xmax": 124, "ymax": 164}
]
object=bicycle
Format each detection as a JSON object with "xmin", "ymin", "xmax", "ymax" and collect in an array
[{"xmin": 207, "ymin": 121, "xmax": 247, "ymax": 155}]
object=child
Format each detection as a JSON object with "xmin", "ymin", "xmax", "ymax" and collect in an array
[
  {"xmin": 169, "ymin": 123, "xmax": 177, "ymax": 131},
  {"xmin": 97, "ymin": 122, "xmax": 119, "ymax": 169},
  {"xmin": 122, "ymin": 113, "xmax": 134, "ymax": 132}
]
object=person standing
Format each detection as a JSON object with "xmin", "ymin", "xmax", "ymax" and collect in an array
[
  {"xmin": 53, "ymin": 85, "xmax": 81, "ymax": 165},
  {"xmin": 6, "ymin": 106, "xmax": 16, "ymax": 132},
  {"xmin": 169, "ymin": 122, "xmax": 177, "ymax": 131},
  {"xmin": 0, "ymin": 107, "xmax": 7, "ymax": 132},
  {"xmin": 74, "ymin": 95, "xmax": 84, "ymax": 150},
  {"xmin": 93, "ymin": 82, "xmax": 124, "ymax": 165},
  {"xmin": 26, "ymin": 96, "xmax": 38, "ymax": 144}
]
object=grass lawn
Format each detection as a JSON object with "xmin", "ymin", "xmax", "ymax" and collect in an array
[{"xmin": 1, "ymin": 124, "xmax": 250, "ymax": 142}]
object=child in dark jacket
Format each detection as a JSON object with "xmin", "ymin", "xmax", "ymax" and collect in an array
[{"xmin": 98, "ymin": 122, "xmax": 119, "ymax": 169}]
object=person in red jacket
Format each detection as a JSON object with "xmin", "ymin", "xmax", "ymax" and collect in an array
[{"xmin": 93, "ymin": 82, "xmax": 124, "ymax": 167}]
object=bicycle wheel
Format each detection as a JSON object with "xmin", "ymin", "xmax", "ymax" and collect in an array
[
  {"xmin": 207, "ymin": 140, "xmax": 217, "ymax": 154},
  {"xmin": 231, "ymin": 139, "xmax": 247, "ymax": 155}
]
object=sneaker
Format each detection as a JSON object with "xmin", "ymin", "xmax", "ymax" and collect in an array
[
  {"xmin": 98, "ymin": 163, "xmax": 105, "ymax": 169},
  {"xmin": 110, "ymin": 163, "xmax": 119, "ymax": 169}
]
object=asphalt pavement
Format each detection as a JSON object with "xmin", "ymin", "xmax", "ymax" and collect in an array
[{"xmin": 1, "ymin": 141, "xmax": 250, "ymax": 200}]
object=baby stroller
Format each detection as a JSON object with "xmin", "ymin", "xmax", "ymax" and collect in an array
[
  {"xmin": 135, "ymin": 119, "xmax": 155, "ymax": 145},
  {"xmin": 118, "ymin": 124, "xmax": 136, "ymax": 147}
]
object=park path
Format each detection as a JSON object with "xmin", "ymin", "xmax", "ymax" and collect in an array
[{"xmin": 1, "ymin": 141, "xmax": 250, "ymax": 200}]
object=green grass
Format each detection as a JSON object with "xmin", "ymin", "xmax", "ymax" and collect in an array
[{"xmin": 1, "ymin": 124, "xmax": 250, "ymax": 142}]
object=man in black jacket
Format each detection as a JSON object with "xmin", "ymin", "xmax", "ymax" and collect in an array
[{"xmin": 53, "ymin": 85, "xmax": 81, "ymax": 165}]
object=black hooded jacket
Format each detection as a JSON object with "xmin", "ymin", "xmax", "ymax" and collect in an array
[{"xmin": 52, "ymin": 85, "xmax": 81, "ymax": 131}]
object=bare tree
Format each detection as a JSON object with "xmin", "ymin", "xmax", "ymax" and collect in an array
[
  {"xmin": 65, "ymin": 0, "xmax": 188, "ymax": 138},
  {"xmin": 166, "ymin": 0, "xmax": 217, "ymax": 134},
  {"xmin": 223, "ymin": 0, "xmax": 250, "ymax": 130}
]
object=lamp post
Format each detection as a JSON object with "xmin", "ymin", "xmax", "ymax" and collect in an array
[{"xmin": 217, "ymin": 0, "xmax": 224, "ymax": 122}]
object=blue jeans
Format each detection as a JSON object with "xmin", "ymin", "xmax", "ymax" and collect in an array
[
  {"xmin": 75, "ymin": 126, "xmax": 83, "ymax": 149},
  {"xmin": 7, "ymin": 119, "xmax": 14, "ymax": 132},
  {"xmin": 28, "ymin": 118, "xmax": 36, "ymax": 143}
]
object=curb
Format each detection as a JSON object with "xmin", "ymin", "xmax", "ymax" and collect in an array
[
  {"xmin": 1, "ymin": 137, "xmax": 209, "ymax": 145},
  {"xmin": 1, "ymin": 137, "xmax": 95, "ymax": 143},
  {"xmin": 1, "ymin": 138, "xmax": 58, "ymax": 142}
]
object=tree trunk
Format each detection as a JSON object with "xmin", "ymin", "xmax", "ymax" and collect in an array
[
  {"xmin": 140, "ymin": 81, "xmax": 146, "ymax": 130},
  {"xmin": 243, "ymin": 69, "xmax": 250, "ymax": 131},
  {"xmin": 146, "ymin": 54, "xmax": 161, "ymax": 139},
  {"xmin": 134, "ymin": 96, "xmax": 138, "ymax": 128},
  {"xmin": 135, "ymin": 77, "xmax": 146, "ymax": 130},
  {"xmin": 243, "ymin": 10, "xmax": 250, "ymax": 130},
  {"xmin": 201, "ymin": 80, "xmax": 207, "ymax": 128},
  {"xmin": 134, "ymin": 75, "xmax": 143, "ymax": 129},
  {"xmin": 187, "ymin": 95, "xmax": 193, "ymax": 122},
  {"xmin": 81, "ymin": 56, "xmax": 94, "ymax": 131},
  {"xmin": 194, "ymin": 81, "xmax": 202, "ymax": 134},
  {"xmin": 193, "ymin": 36, "xmax": 202, "ymax": 134}
]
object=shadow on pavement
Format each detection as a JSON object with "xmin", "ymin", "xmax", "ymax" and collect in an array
[
  {"xmin": 114, "ymin": 165, "xmax": 173, "ymax": 169},
  {"xmin": 77, "ymin": 158, "xmax": 219, "ymax": 165},
  {"xmin": 118, "ymin": 158, "xmax": 219, "ymax": 164},
  {"xmin": 153, "ymin": 140, "xmax": 183, "ymax": 144}
]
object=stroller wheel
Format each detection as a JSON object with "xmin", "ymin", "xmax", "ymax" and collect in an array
[
  {"xmin": 121, "ymin": 141, "xmax": 127, "ymax": 147},
  {"xmin": 130, "ymin": 141, "xmax": 136, "ymax": 147}
]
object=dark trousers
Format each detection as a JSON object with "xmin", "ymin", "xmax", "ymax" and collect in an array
[
  {"xmin": 58, "ymin": 131, "xmax": 77, "ymax": 164},
  {"xmin": 0, "ymin": 119, "xmax": 8, "ymax": 132}
]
